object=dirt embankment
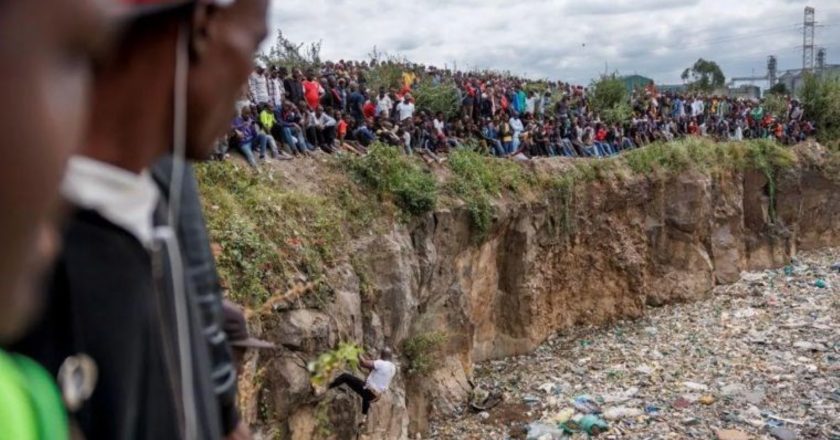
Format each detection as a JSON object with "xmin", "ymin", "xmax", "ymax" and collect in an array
[{"xmin": 201, "ymin": 143, "xmax": 840, "ymax": 440}]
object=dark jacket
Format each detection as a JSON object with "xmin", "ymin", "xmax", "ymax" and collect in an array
[
  {"xmin": 152, "ymin": 157, "xmax": 239, "ymax": 434},
  {"xmin": 14, "ymin": 163, "xmax": 226, "ymax": 440}
]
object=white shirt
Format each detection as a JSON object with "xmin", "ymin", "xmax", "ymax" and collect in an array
[
  {"xmin": 376, "ymin": 95, "xmax": 393, "ymax": 116},
  {"xmin": 397, "ymin": 101, "xmax": 415, "ymax": 121},
  {"xmin": 365, "ymin": 360, "xmax": 396, "ymax": 394},
  {"xmin": 525, "ymin": 97, "xmax": 537, "ymax": 114},
  {"xmin": 315, "ymin": 112, "xmax": 336, "ymax": 127},
  {"xmin": 61, "ymin": 156, "xmax": 160, "ymax": 248},
  {"xmin": 248, "ymin": 72, "xmax": 270, "ymax": 104},
  {"xmin": 269, "ymin": 78, "xmax": 284, "ymax": 107},
  {"xmin": 433, "ymin": 118, "xmax": 445, "ymax": 136}
]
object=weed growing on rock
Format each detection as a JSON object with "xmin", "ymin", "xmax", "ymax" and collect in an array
[
  {"xmin": 402, "ymin": 332, "xmax": 448, "ymax": 376},
  {"xmin": 343, "ymin": 144, "xmax": 438, "ymax": 216},
  {"xmin": 195, "ymin": 161, "xmax": 374, "ymax": 307},
  {"xmin": 447, "ymin": 149, "xmax": 525, "ymax": 238}
]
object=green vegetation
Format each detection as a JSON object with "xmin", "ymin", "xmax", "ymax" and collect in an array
[
  {"xmin": 365, "ymin": 61, "xmax": 405, "ymax": 92},
  {"xmin": 343, "ymin": 144, "xmax": 438, "ymax": 216},
  {"xmin": 800, "ymin": 73, "xmax": 840, "ymax": 145},
  {"xmin": 401, "ymin": 332, "xmax": 448, "ymax": 376},
  {"xmin": 413, "ymin": 79, "xmax": 461, "ymax": 119},
  {"xmin": 447, "ymin": 149, "xmax": 526, "ymax": 237},
  {"xmin": 258, "ymin": 30, "xmax": 322, "ymax": 71},
  {"xmin": 195, "ymin": 161, "xmax": 375, "ymax": 306},
  {"xmin": 681, "ymin": 58, "xmax": 726, "ymax": 92},
  {"xmin": 307, "ymin": 342, "xmax": 364, "ymax": 386},
  {"xmin": 589, "ymin": 74, "xmax": 632, "ymax": 125},
  {"xmin": 197, "ymin": 138, "xmax": 814, "ymax": 308},
  {"xmin": 762, "ymin": 93, "xmax": 789, "ymax": 119}
]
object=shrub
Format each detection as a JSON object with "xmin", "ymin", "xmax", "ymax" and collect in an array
[
  {"xmin": 447, "ymin": 149, "xmax": 524, "ymax": 237},
  {"xmin": 344, "ymin": 144, "xmax": 438, "ymax": 216},
  {"xmin": 365, "ymin": 61, "xmax": 406, "ymax": 92},
  {"xmin": 308, "ymin": 342, "xmax": 364, "ymax": 386},
  {"xmin": 413, "ymin": 79, "xmax": 461, "ymax": 119},
  {"xmin": 402, "ymin": 332, "xmax": 447, "ymax": 376},
  {"xmin": 195, "ymin": 161, "xmax": 375, "ymax": 307},
  {"xmin": 589, "ymin": 75, "xmax": 632, "ymax": 125},
  {"xmin": 799, "ymin": 73, "xmax": 840, "ymax": 143},
  {"xmin": 763, "ymin": 93, "xmax": 788, "ymax": 119}
]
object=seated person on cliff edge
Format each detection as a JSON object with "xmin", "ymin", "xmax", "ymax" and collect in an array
[{"xmin": 326, "ymin": 348, "xmax": 397, "ymax": 425}]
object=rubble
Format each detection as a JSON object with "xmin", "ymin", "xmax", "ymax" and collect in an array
[{"xmin": 429, "ymin": 248, "xmax": 839, "ymax": 439}]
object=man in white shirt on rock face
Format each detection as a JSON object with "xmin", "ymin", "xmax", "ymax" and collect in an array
[{"xmin": 328, "ymin": 348, "xmax": 397, "ymax": 422}]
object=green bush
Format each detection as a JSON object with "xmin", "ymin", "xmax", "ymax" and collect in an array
[
  {"xmin": 195, "ymin": 161, "xmax": 375, "ymax": 306},
  {"xmin": 344, "ymin": 144, "xmax": 438, "ymax": 216},
  {"xmin": 799, "ymin": 73, "xmax": 840, "ymax": 143},
  {"xmin": 589, "ymin": 75, "xmax": 632, "ymax": 125},
  {"xmin": 365, "ymin": 62, "xmax": 406, "ymax": 92},
  {"xmin": 447, "ymin": 149, "xmax": 524, "ymax": 236},
  {"xmin": 413, "ymin": 79, "xmax": 461, "ymax": 118},
  {"xmin": 763, "ymin": 93, "xmax": 788, "ymax": 119},
  {"xmin": 402, "ymin": 332, "xmax": 447, "ymax": 376}
]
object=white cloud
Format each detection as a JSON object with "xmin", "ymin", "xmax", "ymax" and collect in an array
[{"xmin": 266, "ymin": 0, "xmax": 840, "ymax": 86}]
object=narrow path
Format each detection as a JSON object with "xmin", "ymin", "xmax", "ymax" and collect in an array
[{"xmin": 430, "ymin": 248, "xmax": 839, "ymax": 440}]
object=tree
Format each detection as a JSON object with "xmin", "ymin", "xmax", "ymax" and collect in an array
[
  {"xmin": 589, "ymin": 74, "xmax": 632, "ymax": 125},
  {"xmin": 767, "ymin": 82, "xmax": 788, "ymax": 96},
  {"xmin": 257, "ymin": 31, "xmax": 322, "ymax": 71},
  {"xmin": 413, "ymin": 79, "xmax": 460, "ymax": 119},
  {"xmin": 681, "ymin": 58, "xmax": 726, "ymax": 93},
  {"xmin": 799, "ymin": 72, "xmax": 840, "ymax": 144}
]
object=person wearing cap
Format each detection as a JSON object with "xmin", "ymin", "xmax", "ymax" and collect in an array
[
  {"xmin": 13, "ymin": 1, "xmax": 269, "ymax": 439},
  {"xmin": 222, "ymin": 301, "xmax": 274, "ymax": 375},
  {"xmin": 0, "ymin": 1, "xmax": 114, "ymax": 439}
]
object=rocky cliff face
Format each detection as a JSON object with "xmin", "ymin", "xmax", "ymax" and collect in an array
[{"xmin": 236, "ymin": 144, "xmax": 840, "ymax": 440}]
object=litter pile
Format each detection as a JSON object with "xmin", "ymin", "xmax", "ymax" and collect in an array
[{"xmin": 429, "ymin": 248, "xmax": 840, "ymax": 439}]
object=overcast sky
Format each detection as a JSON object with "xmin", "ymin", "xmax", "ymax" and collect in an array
[{"xmin": 266, "ymin": 0, "xmax": 840, "ymax": 87}]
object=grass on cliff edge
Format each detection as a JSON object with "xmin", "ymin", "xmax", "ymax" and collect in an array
[
  {"xmin": 194, "ymin": 161, "xmax": 379, "ymax": 307},
  {"xmin": 197, "ymin": 139, "xmax": 815, "ymax": 306}
]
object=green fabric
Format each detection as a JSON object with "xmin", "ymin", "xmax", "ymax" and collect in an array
[
  {"xmin": 0, "ymin": 350, "xmax": 68, "ymax": 440},
  {"xmin": 15, "ymin": 355, "xmax": 69, "ymax": 440}
]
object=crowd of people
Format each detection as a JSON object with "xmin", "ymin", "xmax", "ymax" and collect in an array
[
  {"xmin": 224, "ymin": 60, "xmax": 816, "ymax": 166},
  {"xmin": 0, "ymin": 0, "xmax": 825, "ymax": 438}
]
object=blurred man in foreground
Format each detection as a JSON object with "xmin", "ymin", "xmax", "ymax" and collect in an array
[
  {"xmin": 13, "ymin": 0, "xmax": 269, "ymax": 439},
  {"xmin": 0, "ymin": 0, "xmax": 116, "ymax": 438}
]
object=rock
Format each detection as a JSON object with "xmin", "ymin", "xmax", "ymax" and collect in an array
[
  {"xmin": 478, "ymin": 411, "xmax": 489, "ymax": 420},
  {"xmin": 715, "ymin": 428, "xmax": 751, "ymax": 440},
  {"xmin": 769, "ymin": 427, "xmax": 797, "ymax": 440}
]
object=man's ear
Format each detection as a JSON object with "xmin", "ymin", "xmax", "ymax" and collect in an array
[{"xmin": 190, "ymin": 3, "xmax": 215, "ymax": 61}]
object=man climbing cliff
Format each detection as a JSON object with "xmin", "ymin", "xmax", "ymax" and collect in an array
[{"xmin": 328, "ymin": 348, "xmax": 397, "ymax": 423}]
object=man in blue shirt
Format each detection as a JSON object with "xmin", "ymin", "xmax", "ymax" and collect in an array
[{"xmin": 231, "ymin": 107, "xmax": 268, "ymax": 167}]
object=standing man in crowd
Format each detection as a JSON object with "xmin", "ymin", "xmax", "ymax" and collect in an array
[
  {"xmin": 249, "ymin": 64, "xmax": 270, "ymax": 105},
  {"xmin": 0, "ymin": 0, "xmax": 113, "ymax": 438},
  {"xmin": 13, "ymin": 1, "xmax": 269, "ymax": 440}
]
